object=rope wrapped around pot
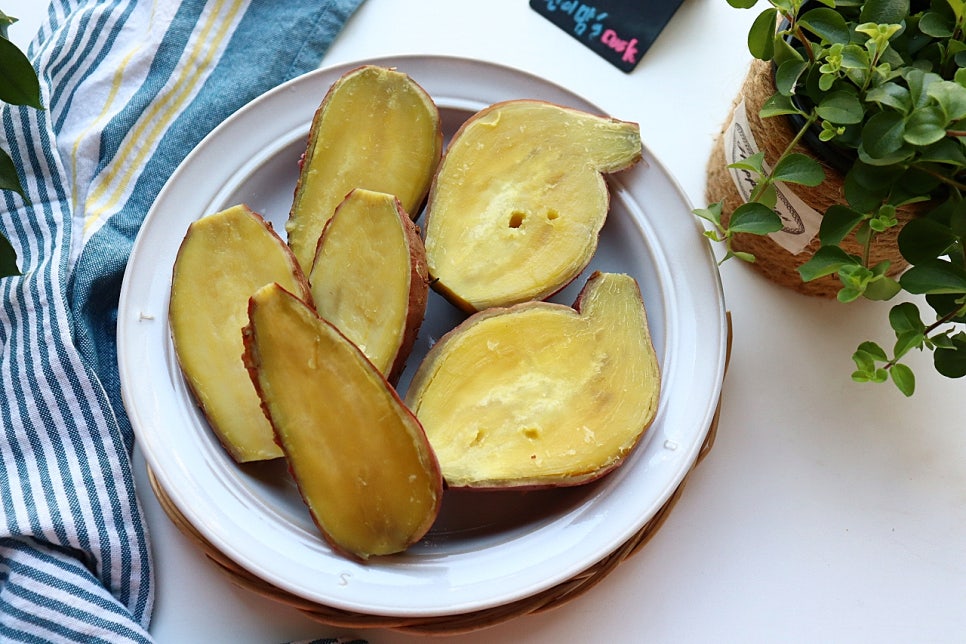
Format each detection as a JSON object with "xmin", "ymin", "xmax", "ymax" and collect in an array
[{"xmin": 706, "ymin": 59, "xmax": 920, "ymax": 298}]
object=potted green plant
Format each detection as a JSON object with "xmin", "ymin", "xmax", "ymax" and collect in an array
[
  {"xmin": 698, "ymin": 0, "xmax": 966, "ymax": 395},
  {"xmin": 0, "ymin": 9, "xmax": 44, "ymax": 277}
]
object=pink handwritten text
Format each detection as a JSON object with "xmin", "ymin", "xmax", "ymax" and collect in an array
[{"xmin": 600, "ymin": 29, "xmax": 638, "ymax": 64}]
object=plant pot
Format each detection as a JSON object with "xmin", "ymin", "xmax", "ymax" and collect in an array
[{"xmin": 706, "ymin": 59, "xmax": 918, "ymax": 298}]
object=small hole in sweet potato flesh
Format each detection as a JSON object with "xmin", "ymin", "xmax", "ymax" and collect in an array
[{"xmin": 508, "ymin": 211, "xmax": 525, "ymax": 228}]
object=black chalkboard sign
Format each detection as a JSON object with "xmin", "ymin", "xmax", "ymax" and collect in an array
[{"xmin": 530, "ymin": 0, "xmax": 685, "ymax": 73}]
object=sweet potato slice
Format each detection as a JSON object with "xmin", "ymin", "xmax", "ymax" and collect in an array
[
  {"xmin": 242, "ymin": 283, "xmax": 442, "ymax": 560},
  {"xmin": 169, "ymin": 204, "xmax": 312, "ymax": 463},
  {"xmin": 286, "ymin": 64, "xmax": 443, "ymax": 272},
  {"xmin": 405, "ymin": 271, "xmax": 660, "ymax": 489},
  {"xmin": 422, "ymin": 100, "xmax": 642, "ymax": 312},
  {"xmin": 308, "ymin": 189, "xmax": 429, "ymax": 384}
]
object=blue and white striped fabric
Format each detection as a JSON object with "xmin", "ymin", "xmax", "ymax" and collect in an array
[{"xmin": 0, "ymin": 0, "xmax": 363, "ymax": 640}]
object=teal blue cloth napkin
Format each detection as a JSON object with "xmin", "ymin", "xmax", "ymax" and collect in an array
[{"xmin": 0, "ymin": 0, "xmax": 363, "ymax": 640}]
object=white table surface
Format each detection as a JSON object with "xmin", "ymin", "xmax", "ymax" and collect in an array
[{"xmin": 8, "ymin": 1, "xmax": 966, "ymax": 642}]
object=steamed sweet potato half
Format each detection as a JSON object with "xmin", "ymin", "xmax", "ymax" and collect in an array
[
  {"xmin": 169, "ymin": 204, "xmax": 312, "ymax": 463},
  {"xmin": 308, "ymin": 189, "xmax": 429, "ymax": 384},
  {"xmin": 286, "ymin": 64, "xmax": 443, "ymax": 272},
  {"xmin": 405, "ymin": 271, "xmax": 660, "ymax": 489},
  {"xmin": 423, "ymin": 100, "xmax": 642, "ymax": 312},
  {"xmin": 243, "ymin": 283, "xmax": 442, "ymax": 560}
]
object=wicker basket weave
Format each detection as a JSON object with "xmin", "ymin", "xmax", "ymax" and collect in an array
[{"xmin": 147, "ymin": 317, "xmax": 732, "ymax": 635}]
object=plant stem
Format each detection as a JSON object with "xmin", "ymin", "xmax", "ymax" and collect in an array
[
  {"xmin": 916, "ymin": 163, "xmax": 966, "ymax": 192},
  {"xmin": 749, "ymin": 111, "xmax": 819, "ymax": 203},
  {"xmin": 793, "ymin": 24, "xmax": 815, "ymax": 62},
  {"xmin": 886, "ymin": 302, "xmax": 966, "ymax": 369}
]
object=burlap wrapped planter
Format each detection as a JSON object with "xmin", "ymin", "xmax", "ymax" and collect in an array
[{"xmin": 706, "ymin": 59, "xmax": 918, "ymax": 298}]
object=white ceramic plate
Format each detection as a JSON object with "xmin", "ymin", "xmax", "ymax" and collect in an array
[{"xmin": 118, "ymin": 55, "xmax": 727, "ymax": 617}]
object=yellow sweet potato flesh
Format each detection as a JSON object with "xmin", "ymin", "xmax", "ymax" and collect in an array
[
  {"xmin": 286, "ymin": 65, "xmax": 442, "ymax": 272},
  {"xmin": 308, "ymin": 189, "xmax": 428, "ymax": 384},
  {"xmin": 423, "ymin": 100, "xmax": 642, "ymax": 312},
  {"xmin": 243, "ymin": 283, "xmax": 442, "ymax": 560},
  {"xmin": 169, "ymin": 205, "xmax": 311, "ymax": 463},
  {"xmin": 405, "ymin": 272, "xmax": 660, "ymax": 489}
]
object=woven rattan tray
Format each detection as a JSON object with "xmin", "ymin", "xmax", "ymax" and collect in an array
[{"xmin": 147, "ymin": 317, "xmax": 731, "ymax": 635}]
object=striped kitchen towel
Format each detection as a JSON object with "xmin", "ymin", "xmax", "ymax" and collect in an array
[{"xmin": 0, "ymin": 0, "xmax": 363, "ymax": 641}]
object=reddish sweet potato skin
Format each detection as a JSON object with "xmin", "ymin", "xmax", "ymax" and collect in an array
[{"xmin": 241, "ymin": 284, "xmax": 443, "ymax": 561}]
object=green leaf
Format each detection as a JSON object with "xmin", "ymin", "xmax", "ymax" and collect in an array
[
  {"xmin": 843, "ymin": 163, "xmax": 899, "ymax": 210},
  {"xmin": 865, "ymin": 82, "xmax": 911, "ymax": 113},
  {"xmin": 818, "ymin": 70, "xmax": 837, "ymax": 92},
  {"xmin": 918, "ymin": 10, "xmax": 955, "ymax": 37},
  {"xmin": 857, "ymin": 141, "xmax": 913, "ymax": 166},
  {"xmin": 856, "ymin": 340, "xmax": 889, "ymax": 362},
  {"xmin": 934, "ymin": 334, "xmax": 966, "ymax": 378},
  {"xmin": 0, "ymin": 232, "xmax": 19, "ymax": 278},
  {"xmin": 897, "ymin": 217, "xmax": 959, "ymax": 263},
  {"xmin": 772, "ymin": 153, "xmax": 824, "ymax": 186},
  {"xmin": 839, "ymin": 44, "xmax": 870, "ymax": 70},
  {"xmin": 852, "ymin": 349, "xmax": 876, "ymax": 374},
  {"xmin": 727, "ymin": 0, "xmax": 759, "ymax": 8},
  {"xmin": 869, "ymin": 204, "xmax": 898, "ymax": 232},
  {"xmin": 918, "ymin": 138, "xmax": 966, "ymax": 166},
  {"xmin": 775, "ymin": 60, "xmax": 808, "ymax": 96},
  {"xmin": 848, "ymin": 160, "xmax": 905, "ymax": 192},
  {"xmin": 728, "ymin": 202, "xmax": 783, "ymax": 235},
  {"xmin": 932, "ymin": 333, "xmax": 957, "ymax": 350},
  {"xmin": 693, "ymin": 202, "xmax": 723, "ymax": 227},
  {"xmin": 757, "ymin": 182, "xmax": 778, "ymax": 209},
  {"xmin": 861, "ymin": 111, "xmax": 906, "ymax": 158},
  {"xmin": 890, "ymin": 363, "xmax": 916, "ymax": 396},
  {"xmin": 0, "ymin": 146, "xmax": 25, "ymax": 198},
  {"xmin": 799, "ymin": 7, "xmax": 851, "ymax": 44},
  {"xmin": 927, "ymin": 80, "xmax": 966, "ymax": 121},
  {"xmin": 859, "ymin": 0, "xmax": 910, "ymax": 25},
  {"xmin": 892, "ymin": 175, "xmax": 941, "ymax": 207},
  {"xmin": 798, "ymin": 245, "xmax": 859, "ymax": 281},
  {"xmin": 773, "ymin": 35, "xmax": 806, "ymax": 67},
  {"xmin": 0, "ymin": 36, "xmax": 42, "ymax": 110},
  {"xmin": 816, "ymin": 90, "xmax": 864, "ymax": 124},
  {"xmin": 864, "ymin": 275, "xmax": 902, "ymax": 300},
  {"xmin": 904, "ymin": 106, "xmax": 949, "ymax": 146},
  {"xmin": 905, "ymin": 68, "xmax": 941, "ymax": 109},
  {"xmin": 948, "ymin": 0, "xmax": 965, "ymax": 22},
  {"xmin": 0, "ymin": 12, "xmax": 15, "ymax": 40},
  {"xmin": 948, "ymin": 197, "xmax": 966, "ymax": 241},
  {"xmin": 760, "ymin": 92, "xmax": 801, "ymax": 117},
  {"xmin": 889, "ymin": 301, "xmax": 925, "ymax": 335},
  {"xmin": 893, "ymin": 330, "xmax": 924, "ymax": 357},
  {"xmin": 852, "ymin": 342, "xmax": 890, "ymax": 381},
  {"xmin": 748, "ymin": 8, "xmax": 779, "ymax": 60},
  {"xmin": 819, "ymin": 204, "xmax": 865, "ymax": 246},
  {"xmin": 926, "ymin": 294, "xmax": 966, "ymax": 322},
  {"xmin": 900, "ymin": 260, "xmax": 966, "ymax": 294},
  {"xmin": 727, "ymin": 150, "xmax": 766, "ymax": 175},
  {"xmin": 838, "ymin": 285, "xmax": 864, "ymax": 302}
]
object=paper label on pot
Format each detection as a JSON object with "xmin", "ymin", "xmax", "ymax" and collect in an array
[{"xmin": 723, "ymin": 99, "xmax": 822, "ymax": 256}]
